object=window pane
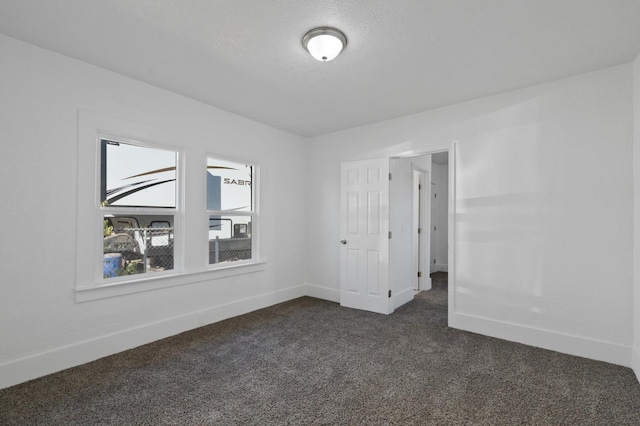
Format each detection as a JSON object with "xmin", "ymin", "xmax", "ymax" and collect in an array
[
  {"xmin": 101, "ymin": 140, "xmax": 177, "ymax": 208},
  {"xmin": 206, "ymin": 157, "xmax": 253, "ymax": 212},
  {"xmin": 103, "ymin": 214, "xmax": 174, "ymax": 278},
  {"xmin": 208, "ymin": 215, "xmax": 252, "ymax": 264}
]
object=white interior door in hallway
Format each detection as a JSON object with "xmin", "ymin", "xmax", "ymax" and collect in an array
[{"xmin": 412, "ymin": 168, "xmax": 431, "ymax": 291}]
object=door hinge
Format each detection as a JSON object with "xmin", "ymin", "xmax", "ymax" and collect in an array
[
  {"xmin": 418, "ymin": 271, "xmax": 422, "ymax": 278},
  {"xmin": 433, "ymin": 225, "xmax": 436, "ymax": 231},
  {"xmin": 389, "ymin": 173, "xmax": 392, "ymax": 181},
  {"xmin": 388, "ymin": 290, "xmax": 392, "ymax": 298},
  {"xmin": 388, "ymin": 231, "xmax": 392, "ymax": 239},
  {"xmin": 434, "ymin": 193, "xmax": 437, "ymax": 198},
  {"xmin": 418, "ymin": 184, "xmax": 422, "ymax": 190},
  {"xmin": 418, "ymin": 227, "xmax": 422, "ymax": 234}
]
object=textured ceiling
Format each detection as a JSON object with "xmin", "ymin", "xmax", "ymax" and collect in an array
[{"xmin": 1, "ymin": 0, "xmax": 640, "ymax": 137}]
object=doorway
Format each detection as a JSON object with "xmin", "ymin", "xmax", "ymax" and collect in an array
[
  {"xmin": 339, "ymin": 146, "xmax": 453, "ymax": 315},
  {"xmin": 412, "ymin": 167, "xmax": 429, "ymax": 291},
  {"xmin": 387, "ymin": 150, "xmax": 450, "ymax": 311},
  {"xmin": 429, "ymin": 152, "xmax": 449, "ymax": 294}
]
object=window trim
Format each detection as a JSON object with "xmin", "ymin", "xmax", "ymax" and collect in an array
[{"xmin": 75, "ymin": 261, "xmax": 267, "ymax": 302}]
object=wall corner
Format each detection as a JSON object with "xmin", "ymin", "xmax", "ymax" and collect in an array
[{"xmin": 632, "ymin": 51, "xmax": 640, "ymax": 383}]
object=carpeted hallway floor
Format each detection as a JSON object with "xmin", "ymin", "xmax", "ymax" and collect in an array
[{"xmin": 2, "ymin": 274, "xmax": 639, "ymax": 425}]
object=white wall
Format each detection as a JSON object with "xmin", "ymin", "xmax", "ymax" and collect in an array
[
  {"xmin": 0, "ymin": 34, "xmax": 308, "ymax": 388},
  {"xmin": 633, "ymin": 52, "xmax": 640, "ymax": 381},
  {"xmin": 308, "ymin": 65, "xmax": 634, "ymax": 366},
  {"xmin": 430, "ymin": 162, "xmax": 449, "ymax": 272}
]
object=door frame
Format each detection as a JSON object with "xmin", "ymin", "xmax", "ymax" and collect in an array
[
  {"xmin": 338, "ymin": 142, "xmax": 456, "ymax": 322},
  {"xmin": 390, "ymin": 142, "xmax": 456, "ymax": 324},
  {"xmin": 412, "ymin": 166, "xmax": 431, "ymax": 291}
]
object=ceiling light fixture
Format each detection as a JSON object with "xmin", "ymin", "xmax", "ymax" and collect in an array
[{"xmin": 302, "ymin": 27, "xmax": 347, "ymax": 62}]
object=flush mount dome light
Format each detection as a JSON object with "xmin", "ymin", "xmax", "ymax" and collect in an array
[{"xmin": 302, "ymin": 27, "xmax": 347, "ymax": 62}]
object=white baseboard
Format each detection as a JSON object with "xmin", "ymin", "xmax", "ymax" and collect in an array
[
  {"xmin": 305, "ymin": 283, "xmax": 340, "ymax": 303},
  {"xmin": 305, "ymin": 283, "xmax": 415, "ymax": 312},
  {"xmin": 633, "ymin": 346, "xmax": 640, "ymax": 383},
  {"xmin": 305, "ymin": 283, "xmax": 416, "ymax": 311},
  {"xmin": 449, "ymin": 312, "xmax": 632, "ymax": 368},
  {"xmin": 393, "ymin": 287, "xmax": 415, "ymax": 310},
  {"xmin": 0, "ymin": 285, "xmax": 306, "ymax": 390}
]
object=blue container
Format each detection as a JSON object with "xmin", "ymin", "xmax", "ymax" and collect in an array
[{"xmin": 103, "ymin": 253, "xmax": 122, "ymax": 278}]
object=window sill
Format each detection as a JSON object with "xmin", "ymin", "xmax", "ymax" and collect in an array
[{"xmin": 75, "ymin": 261, "xmax": 266, "ymax": 303}]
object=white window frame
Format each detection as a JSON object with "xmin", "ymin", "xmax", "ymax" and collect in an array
[
  {"xmin": 99, "ymin": 135, "xmax": 182, "ymax": 284},
  {"xmin": 205, "ymin": 154, "xmax": 259, "ymax": 269},
  {"xmin": 76, "ymin": 111, "xmax": 265, "ymax": 303}
]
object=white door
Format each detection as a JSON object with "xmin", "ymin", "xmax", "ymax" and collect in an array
[
  {"xmin": 340, "ymin": 158, "xmax": 391, "ymax": 315},
  {"xmin": 430, "ymin": 176, "xmax": 437, "ymax": 274},
  {"xmin": 411, "ymin": 169, "xmax": 431, "ymax": 290},
  {"xmin": 412, "ymin": 169, "xmax": 429, "ymax": 291}
]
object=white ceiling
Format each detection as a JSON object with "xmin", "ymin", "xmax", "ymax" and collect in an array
[{"xmin": 1, "ymin": 0, "xmax": 640, "ymax": 137}]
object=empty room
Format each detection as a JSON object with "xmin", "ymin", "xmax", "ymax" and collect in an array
[{"xmin": 1, "ymin": 1, "xmax": 640, "ymax": 424}]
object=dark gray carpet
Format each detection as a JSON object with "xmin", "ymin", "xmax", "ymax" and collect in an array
[{"xmin": 2, "ymin": 275, "xmax": 640, "ymax": 425}]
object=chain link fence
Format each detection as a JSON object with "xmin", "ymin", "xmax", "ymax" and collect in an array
[
  {"xmin": 209, "ymin": 237, "xmax": 252, "ymax": 264},
  {"xmin": 103, "ymin": 227, "xmax": 174, "ymax": 278},
  {"xmin": 103, "ymin": 227, "xmax": 251, "ymax": 277}
]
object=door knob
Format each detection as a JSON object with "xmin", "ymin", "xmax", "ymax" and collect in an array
[{"xmin": 340, "ymin": 240, "xmax": 347, "ymax": 245}]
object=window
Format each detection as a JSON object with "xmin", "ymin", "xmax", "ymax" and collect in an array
[
  {"xmin": 76, "ymin": 111, "xmax": 264, "ymax": 301},
  {"xmin": 206, "ymin": 157, "xmax": 255, "ymax": 266},
  {"xmin": 100, "ymin": 139, "xmax": 178, "ymax": 279}
]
